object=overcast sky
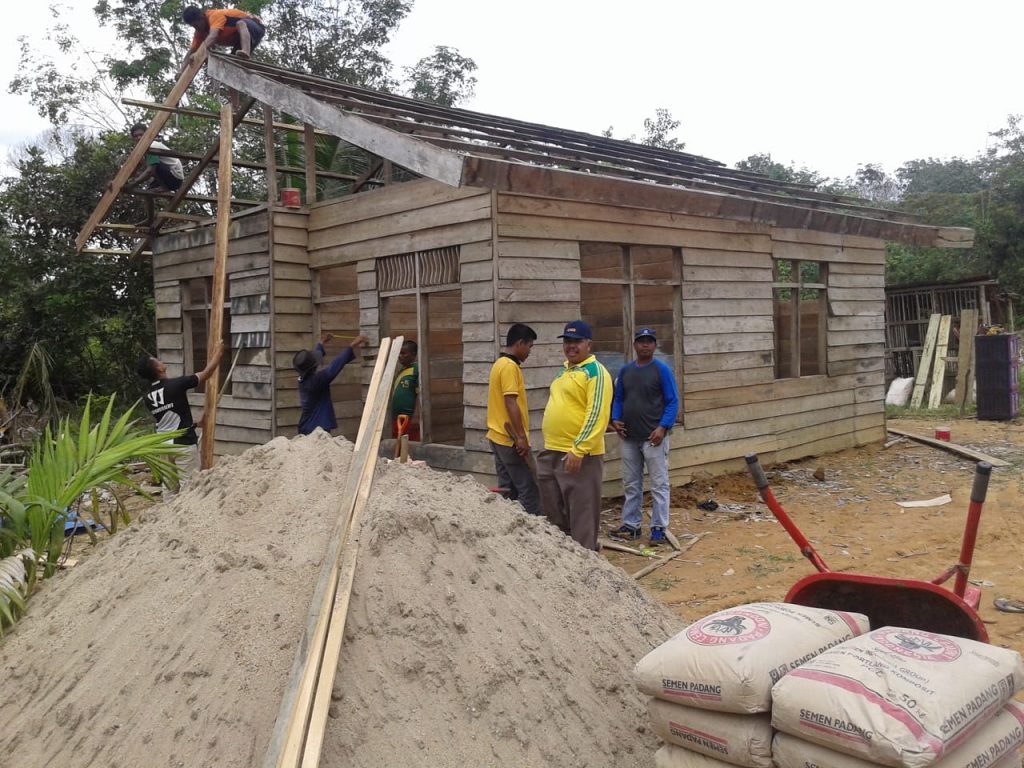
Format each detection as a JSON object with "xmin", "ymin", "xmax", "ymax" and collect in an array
[{"xmin": 3, "ymin": 0, "xmax": 1021, "ymax": 179}]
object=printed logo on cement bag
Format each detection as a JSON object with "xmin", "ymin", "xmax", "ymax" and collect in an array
[
  {"xmin": 872, "ymin": 628, "xmax": 962, "ymax": 663},
  {"xmin": 687, "ymin": 610, "xmax": 771, "ymax": 646}
]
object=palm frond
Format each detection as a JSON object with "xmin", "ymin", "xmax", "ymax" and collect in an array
[{"xmin": 0, "ymin": 549, "xmax": 33, "ymax": 636}]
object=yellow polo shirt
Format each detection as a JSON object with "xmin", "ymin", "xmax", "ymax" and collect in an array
[
  {"xmin": 541, "ymin": 354, "xmax": 612, "ymax": 457},
  {"xmin": 486, "ymin": 354, "xmax": 528, "ymax": 447}
]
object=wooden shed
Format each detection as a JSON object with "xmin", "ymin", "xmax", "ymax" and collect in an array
[{"xmin": 99, "ymin": 55, "xmax": 976, "ymax": 491}]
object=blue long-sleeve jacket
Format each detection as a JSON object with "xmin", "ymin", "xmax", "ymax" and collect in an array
[
  {"xmin": 297, "ymin": 343, "xmax": 356, "ymax": 435},
  {"xmin": 611, "ymin": 358, "xmax": 679, "ymax": 439}
]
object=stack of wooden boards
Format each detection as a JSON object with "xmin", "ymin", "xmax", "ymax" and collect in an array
[
  {"xmin": 262, "ymin": 336, "xmax": 403, "ymax": 768},
  {"xmin": 633, "ymin": 602, "xmax": 1024, "ymax": 768},
  {"xmin": 910, "ymin": 310, "xmax": 978, "ymax": 412}
]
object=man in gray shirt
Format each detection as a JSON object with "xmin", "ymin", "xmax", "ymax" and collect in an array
[{"xmin": 609, "ymin": 328, "xmax": 679, "ymax": 544}]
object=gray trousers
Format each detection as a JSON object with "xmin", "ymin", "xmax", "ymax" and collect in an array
[
  {"xmin": 537, "ymin": 449, "xmax": 603, "ymax": 551},
  {"xmin": 489, "ymin": 440, "xmax": 542, "ymax": 516},
  {"xmin": 620, "ymin": 436, "xmax": 671, "ymax": 530}
]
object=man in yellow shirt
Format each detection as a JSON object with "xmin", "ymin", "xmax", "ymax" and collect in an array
[
  {"xmin": 539, "ymin": 320, "xmax": 612, "ymax": 551},
  {"xmin": 486, "ymin": 324, "xmax": 540, "ymax": 515}
]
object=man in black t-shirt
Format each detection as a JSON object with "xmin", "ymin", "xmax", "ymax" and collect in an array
[{"xmin": 137, "ymin": 340, "xmax": 225, "ymax": 491}]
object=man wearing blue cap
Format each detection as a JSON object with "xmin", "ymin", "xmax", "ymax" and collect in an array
[
  {"xmin": 539, "ymin": 320, "xmax": 613, "ymax": 551},
  {"xmin": 610, "ymin": 328, "xmax": 679, "ymax": 544}
]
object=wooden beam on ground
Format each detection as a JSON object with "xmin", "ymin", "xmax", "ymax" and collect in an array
[
  {"xmin": 910, "ymin": 314, "xmax": 941, "ymax": 409},
  {"xmin": 199, "ymin": 106, "xmax": 233, "ymax": 471},
  {"xmin": 956, "ymin": 309, "xmax": 978, "ymax": 414},
  {"xmin": 633, "ymin": 533, "xmax": 708, "ymax": 580},
  {"xmin": 885, "ymin": 428, "xmax": 1010, "ymax": 467},
  {"xmin": 208, "ymin": 55, "xmax": 464, "ymax": 187},
  {"xmin": 928, "ymin": 315, "xmax": 952, "ymax": 409},
  {"xmin": 75, "ymin": 49, "xmax": 207, "ymax": 252}
]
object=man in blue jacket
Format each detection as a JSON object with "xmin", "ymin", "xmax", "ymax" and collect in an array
[
  {"xmin": 610, "ymin": 328, "xmax": 679, "ymax": 544},
  {"xmin": 293, "ymin": 332, "xmax": 368, "ymax": 436}
]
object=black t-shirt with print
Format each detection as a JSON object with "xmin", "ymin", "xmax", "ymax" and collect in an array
[{"xmin": 144, "ymin": 375, "xmax": 200, "ymax": 444}]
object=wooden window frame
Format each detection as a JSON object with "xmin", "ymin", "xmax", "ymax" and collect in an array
[
  {"xmin": 377, "ymin": 248, "xmax": 463, "ymax": 445},
  {"xmin": 772, "ymin": 259, "xmax": 828, "ymax": 379},
  {"xmin": 579, "ymin": 243, "xmax": 684, "ymax": 424},
  {"xmin": 181, "ymin": 276, "xmax": 233, "ymax": 395}
]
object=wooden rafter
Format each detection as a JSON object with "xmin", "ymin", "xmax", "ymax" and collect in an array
[
  {"xmin": 129, "ymin": 96, "xmax": 258, "ymax": 259},
  {"xmin": 75, "ymin": 50, "xmax": 207, "ymax": 252},
  {"xmin": 207, "ymin": 55, "xmax": 465, "ymax": 187}
]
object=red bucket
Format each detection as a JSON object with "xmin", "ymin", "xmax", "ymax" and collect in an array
[
  {"xmin": 935, "ymin": 426, "xmax": 951, "ymax": 441},
  {"xmin": 280, "ymin": 187, "xmax": 301, "ymax": 208}
]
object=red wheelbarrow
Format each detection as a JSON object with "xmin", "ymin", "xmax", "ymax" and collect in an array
[{"xmin": 745, "ymin": 454, "xmax": 992, "ymax": 642}]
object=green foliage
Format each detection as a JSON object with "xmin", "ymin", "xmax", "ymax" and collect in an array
[
  {"xmin": 405, "ymin": 46, "xmax": 478, "ymax": 108},
  {"xmin": 640, "ymin": 108, "xmax": 685, "ymax": 151},
  {"xmin": 0, "ymin": 132, "xmax": 155, "ymax": 400},
  {"xmin": 735, "ymin": 153, "xmax": 825, "ymax": 186},
  {"xmin": 0, "ymin": 395, "xmax": 182, "ymax": 631}
]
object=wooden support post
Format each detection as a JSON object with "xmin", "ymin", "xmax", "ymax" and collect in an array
[
  {"xmin": 75, "ymin": 49, "xmax": 207, "ymax": 252},
  {"xmin": 199, "ymin": 106, "xmax": 233, "ymax": 471},
  {"xmin": 304, "ymin": 123, "xmax": 317, "ymax": 204},
  {"xmin": 910, "ymin": 313, "xmax": 941, "ymax": 409},
  {"xmin": 927, "ymin": 315, "xmax": 952, "ymax": 409},
  {"xmin": 264, "ymin": 104, "xmax": 278, "ymax": 206}
]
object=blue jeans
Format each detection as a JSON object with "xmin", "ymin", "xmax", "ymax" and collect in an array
[{"xmin": 620, "ymin": 436, "xmax": 670, "ymax": 530}]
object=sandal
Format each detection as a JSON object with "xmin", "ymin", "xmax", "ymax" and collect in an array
[{"xmin": 993, "ymin": 598, "xmax": 1024, "ymax": 613}]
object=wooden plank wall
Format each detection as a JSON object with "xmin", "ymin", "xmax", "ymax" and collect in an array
[
  {"xmin": 151, "ymin": 208, "xmax": 273, "ymax": 456},
  {"xmin": 271, "ymin": 208, "xmax": 314, "ymax": 435},
  {"xmin": 491, "ymin": 194, "xmax": 888, "ymax": 492},
  {"xmin": 308, "ymin": 179, "xmax": 492, "ymax": 464}
]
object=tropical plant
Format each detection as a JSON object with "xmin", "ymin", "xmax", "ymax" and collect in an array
[{"xmin": 0, "ymin": 394, "xmax": 182, "ymax": 632}]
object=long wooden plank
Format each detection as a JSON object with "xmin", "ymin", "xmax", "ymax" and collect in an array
[
  {"xmin": 75, "ymin": 49, "xmax": 207, "ymax": 251},
  {"xmin": 910, "ymin": 314, "xmax": 941, "ymax": 409},
  {"xmin": 200, "ymin": 106, "xmax": 233, "ymax": 470},
  {"xmin": 927, "ymin": 315, "xmax": 953, "ymax": 409},
  {"xmin": 262, "ymin": 337, "xmax": 398, "ymax": 768},
  {"xmin": 885, "ymin": 428, "xmax": 1010, "ymax": 467},
  {"xmin": 300, "ymin": 339, "xmax": 402, "ymax": 766}
]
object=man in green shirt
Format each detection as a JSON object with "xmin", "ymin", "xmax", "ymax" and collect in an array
[{"xmin": 391, "ymin": 339, "xmax": 421, "ymax": 441}]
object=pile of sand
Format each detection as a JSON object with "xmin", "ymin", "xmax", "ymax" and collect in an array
[{"xmin": 0, "ymin": 432, "xmax": 681, "ymax": 767}]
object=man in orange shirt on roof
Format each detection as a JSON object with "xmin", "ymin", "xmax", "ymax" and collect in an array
[{"xmin": 180, "ymin": 5, "xmax": 266, "ymax": 72}]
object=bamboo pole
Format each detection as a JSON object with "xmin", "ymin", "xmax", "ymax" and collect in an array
[{"xmin": 199, "ymin": 106, "xmax": 233, "ymax": 470}]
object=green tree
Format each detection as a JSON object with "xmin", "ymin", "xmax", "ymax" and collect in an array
[
  {"xmin": 734, "ymin": 153, "xmax": 825, "ymax": 186},
  {"xmin": 640, "ymin": 108, "xmax": 684, "ymax": 151},
  {"xmin": 405, "ymin": 46, "xmax": 478, "ymax": 107}
]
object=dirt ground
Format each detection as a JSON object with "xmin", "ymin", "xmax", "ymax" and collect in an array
[{"xmin": 600, "ymin": 416, "xmax": 1024, "ymax": 652}]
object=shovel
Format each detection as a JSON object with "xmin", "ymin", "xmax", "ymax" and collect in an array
[{"xmin": 394, "ymin": 414, "xmax": 410, "ymax": 462}]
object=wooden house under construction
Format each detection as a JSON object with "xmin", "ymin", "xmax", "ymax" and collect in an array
[{"xmin": 78, "ymin": 54, "xmax": 974, "ymax": 490}]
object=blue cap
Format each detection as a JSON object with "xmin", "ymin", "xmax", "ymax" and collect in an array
[
  {"xmin": 559, "ymin": 320, "xmax": 593, "ymax": 340},
  {"xmin": 634, "ymin": 328, "xmax": 657, "ymax": 341}
]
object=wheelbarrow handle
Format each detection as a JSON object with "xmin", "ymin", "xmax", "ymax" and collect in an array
[
  {"xmin": 745, "ymin": 454, "xmax": 830, "ymax": 573},
  {"xmin": 953, "ymin": 462, "xmax": 992, "ymax": 599}
]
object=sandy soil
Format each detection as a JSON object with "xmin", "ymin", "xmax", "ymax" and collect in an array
[
  {"xmin": 600, "ymin": 416, "xmax": 1024, "ymax": 652},
  {"xmin": 0, "ymin": 432, "xmax": 681, "ymax": 768}
]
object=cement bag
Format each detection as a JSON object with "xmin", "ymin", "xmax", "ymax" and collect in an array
[
  {"xmin": 772, "ymin": 700, "xmax": 1024, "ymax": 768},
  {"xmin": 655, "ymin": 743, "xmax": 746, "ymax": 768},
  {"xmin": 648, "ymin": 698, "xmax": 773, "ymax": 768},
  {"xmin": 886, "ymin": 377, "xmax": 915, "ymax": 406},
  {"xmin": 634, "ymin": 602, "xmax": 869, "ymax": 713},
  {"xmin": 771, "ymin": 627, "xmax": 1024, "ymax": 768}
]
